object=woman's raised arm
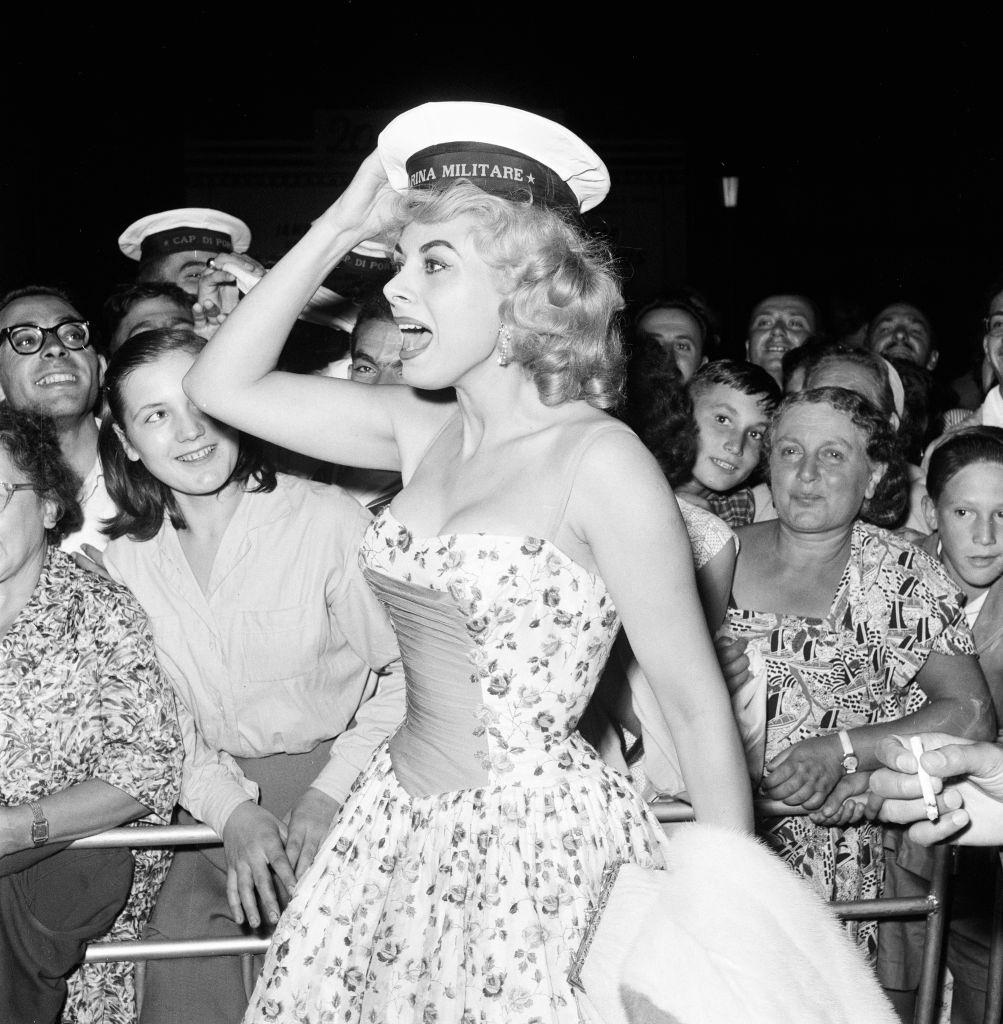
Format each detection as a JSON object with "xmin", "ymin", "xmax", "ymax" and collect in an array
[{"xmin": 183, "ymin": 151, "xmax": 448, "ymax": 471}]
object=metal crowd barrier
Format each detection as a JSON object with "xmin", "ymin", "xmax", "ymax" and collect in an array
[{"xmin": 72, "ymin": 802, "xmax": 983, "ymax": 1024}]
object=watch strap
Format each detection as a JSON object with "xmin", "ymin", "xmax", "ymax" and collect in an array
[
  {"xmin": 837, "ymin": 730, "xmax": 858, "ymax": 774},
  {"xmin": 28, "ymin": 802, "xmax": 48, "ymax": 847}
]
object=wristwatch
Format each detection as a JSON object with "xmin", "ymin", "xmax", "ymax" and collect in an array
[
  {"xmin": 837, "ymin": 730, "xmax": 859, "ymax": 775},
  {"xmin": 28, "ymin": 802, "xmax": 49, "ymax": 847}
]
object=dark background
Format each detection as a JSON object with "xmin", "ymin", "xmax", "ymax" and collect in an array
[{"xmin": 4, "ymin": 18, "xmax": 999, "ymax": 380}]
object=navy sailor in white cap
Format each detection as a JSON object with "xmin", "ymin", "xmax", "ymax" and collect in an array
[
  {"xmin": 118, "ymin": 207, "xmax": 265, "ymax": 335},
  {"xmin": 118, "ymin": 207, "xmax": 253, "ymax": 294}
]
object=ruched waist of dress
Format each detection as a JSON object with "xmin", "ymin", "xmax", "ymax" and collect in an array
[{"xmin": 363, "ymin": 566, "xmax": 609, "ymax": 798}]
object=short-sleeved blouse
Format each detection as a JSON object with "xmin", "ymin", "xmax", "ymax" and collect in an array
[
  {"xmin": 725, "ymin": 521, "xmax": 975, "ymax": 759},
  {"xmin": 722, "ymin": 522, "xmax": 974, "ymax": 958},
  {"xmin": 677, "ymin": 496, "xmax": 737, "ymax": 570}
]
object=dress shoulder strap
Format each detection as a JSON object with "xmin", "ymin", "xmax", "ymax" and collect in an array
[
  {"xmin": 408, "ymin": 410, "xmax": 460, "ymax": 479},
  {"xmin": 544, "ymin": 419, "xmax": 634, "ymax": 540}
]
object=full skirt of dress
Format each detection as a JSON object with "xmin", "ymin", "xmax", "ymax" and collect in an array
[{"xmin": 243, "ymin": 739, "xmax": 669, "ymax": 1023}]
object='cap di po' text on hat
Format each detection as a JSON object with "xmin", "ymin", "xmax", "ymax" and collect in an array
[{"xmin": 118, "ymin": 208, "xmax": 252, "ymax": 262}]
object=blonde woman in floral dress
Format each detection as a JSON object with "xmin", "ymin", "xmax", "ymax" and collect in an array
[{"xmin": 185, "ymin": 111, "xmax": 753, "ymax": 1023}]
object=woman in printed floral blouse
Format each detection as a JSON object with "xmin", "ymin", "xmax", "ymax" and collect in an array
[
  {"xmin": 721, "ymin": 387, "xmax": 995, "ymax": 966},
  {"xmin": 0, "ymin": 405, "xmax": 182, "ymax": 1024}
]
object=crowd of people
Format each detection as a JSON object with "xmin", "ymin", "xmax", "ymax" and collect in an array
[{"xmin": 2, "ymin": 100, "xmax": 1002, "ymax": 1024}]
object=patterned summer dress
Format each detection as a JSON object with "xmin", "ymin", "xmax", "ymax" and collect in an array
[
  {"xmin": 243, "ymin": 495, "xmax": 673, "ymax": 1023},
  {"xmin": 722, "ymin": 522, "xmax": 975, "ymax": 959}
]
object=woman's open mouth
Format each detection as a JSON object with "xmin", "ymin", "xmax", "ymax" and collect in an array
[{"xmin": 397, "ymin": 320, "xmax": 432, "ymax": 360}]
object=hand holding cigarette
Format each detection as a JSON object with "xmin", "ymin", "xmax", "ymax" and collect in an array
[
  {"xmin": 908, "ymin": 735, "xmax": 940, "ymax": 823},
  {"xmin": 867, "ymin": 733, "xmax": 1003, "ymax": 847}
]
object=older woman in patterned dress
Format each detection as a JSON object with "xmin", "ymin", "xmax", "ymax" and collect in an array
[
  {"xmin": 721, "ymin": 386, "xmax": 996, "ymax": 963},
  {"xmin": 0, "ymin": 405, "xmax": 182, "ymax": 1024}
]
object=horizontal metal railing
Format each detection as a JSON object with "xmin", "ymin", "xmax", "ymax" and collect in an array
[{"xmin": 73, "ymin": 800, "xmax": 964, "ymax": 1024}]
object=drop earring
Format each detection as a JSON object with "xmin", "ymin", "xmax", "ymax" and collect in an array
[{"xmin": 497, "ymin": 323, "xmax": 512, "ymax": 366}]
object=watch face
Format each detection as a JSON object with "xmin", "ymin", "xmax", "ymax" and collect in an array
[{"xmin": 843, "ymin": 755, "xmax": 859, "ymax": 773}]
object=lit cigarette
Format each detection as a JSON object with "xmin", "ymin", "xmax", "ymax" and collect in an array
[{"xmin": 909, "ymin": 735, "xmax": 939, "ymax": 823}]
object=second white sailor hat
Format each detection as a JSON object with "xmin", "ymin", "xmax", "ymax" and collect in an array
[
  {"xmin": 378, "ymin": 101, "xmax": 610, "ymax": 215},
  {"xmin": 118, "ymin": 208, "xmax": 252, "ymax": 262}
]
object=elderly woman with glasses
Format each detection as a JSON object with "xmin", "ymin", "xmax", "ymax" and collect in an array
[{"xmin": 0, "ymin": 405, "xmax": 182, "ymax": 1024}]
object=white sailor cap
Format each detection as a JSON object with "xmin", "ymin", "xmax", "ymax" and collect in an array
[
  {"xmin": 378, "ymin": 101, "xmax": 610, "ymax": 215},
  {"xmin": 118, "ymin": 208, "xmax": 252, "ymax": 262}
]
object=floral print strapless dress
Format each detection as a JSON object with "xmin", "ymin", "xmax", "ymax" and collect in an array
[{"xmin": 243, "ymin": 508, "xmax": 671, "ymax": 1023}]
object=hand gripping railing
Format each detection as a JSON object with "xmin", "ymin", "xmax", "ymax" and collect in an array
[{"xmin": 72, "ymin": 800, "xmax": 965, "ymax": 1024}]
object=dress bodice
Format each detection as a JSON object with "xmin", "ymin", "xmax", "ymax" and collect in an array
[{"xmin": 360, "ymin": 507, "xmax": 620, "ymax": 795}]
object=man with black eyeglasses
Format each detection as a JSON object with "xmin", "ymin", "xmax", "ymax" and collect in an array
[{"xmin": 0, "ymin": 286, "xmax": 114, "ymax": 552}]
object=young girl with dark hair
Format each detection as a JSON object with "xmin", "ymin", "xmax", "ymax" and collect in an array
[{"xmin": 83, "ymin": 328, "xmax": 404, "ymax": 1024}]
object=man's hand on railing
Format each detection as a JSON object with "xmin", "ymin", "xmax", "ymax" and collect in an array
[
  {"xmin": 221, "ymin": 802, "xmax": 297, "ymax": 930},
  {"xmin": 285, "ymin": 788, "xmax": 341, "ymax": 881}
]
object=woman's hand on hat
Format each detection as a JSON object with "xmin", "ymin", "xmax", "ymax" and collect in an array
[{"xmin": 324, "ymin": 149, "xmax": 398, "ymax": 244}]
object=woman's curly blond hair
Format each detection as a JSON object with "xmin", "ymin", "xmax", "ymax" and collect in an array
[{"xmin": 391, "ymin": 181, "xmax": 626, "ymax": 410}]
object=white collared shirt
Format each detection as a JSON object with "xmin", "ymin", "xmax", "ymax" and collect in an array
[{"xmin": 61, "ymin": 452, "xmax": 117, "ymax": 554}]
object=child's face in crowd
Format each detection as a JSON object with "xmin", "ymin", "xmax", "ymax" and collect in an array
[
  {"xmin": 690, "ymin": 383, "xmax": 770, "ymax": 493},
  {"xmin": 924, "ymin": 462, "xmax": 1003, "ymax": 601}
]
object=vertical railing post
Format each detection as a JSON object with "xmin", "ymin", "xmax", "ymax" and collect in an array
[
  {"xmin": 913, "ymin": 844, "xmax": 954, "ymax": 1024},
  {"xmin": 981, "ymin": 850, "xmax": 1003, "ymax": 1024}
]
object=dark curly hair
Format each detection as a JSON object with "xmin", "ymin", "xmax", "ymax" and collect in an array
[
  {"xmin": 767, "ymin": 386, "xmax": 909, "ymax": 529},
  {"xmin": 623, "ymin": 338, "xmax": 697, "ymax": 487},
  {"xmin": 100, "ymin": 328, "xmax": 276, "ymax": 542},
  {"xmin": 0, "ymin": 405, "xmax": 83, "ymax": 543}
]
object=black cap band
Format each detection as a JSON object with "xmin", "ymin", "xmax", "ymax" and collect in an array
[
  {"xmin": 140, "ymin": 228, "xmax": 234, "ymax": 260},
  {"xmin": 405, "ymin": 142, "xmax": 579, "ymax": 214},
  {"xmin": 337, "ymin": 249, "xmax": 394, "ymax": 278}
]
